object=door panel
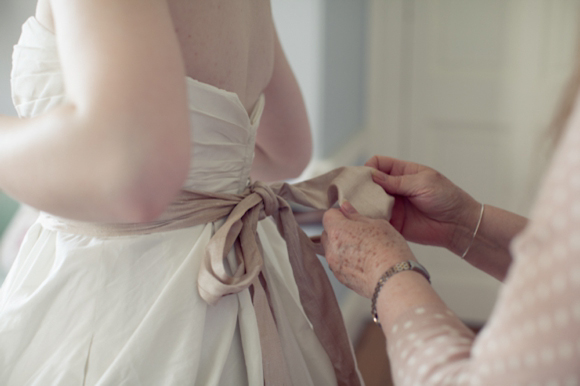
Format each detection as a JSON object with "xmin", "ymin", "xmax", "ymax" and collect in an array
[{"xmin": 367, "ymin": 0, "xmax": 580, "ymax": 323}]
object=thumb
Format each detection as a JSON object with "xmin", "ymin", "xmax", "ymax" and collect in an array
[
  {"xmin": 371, "ymin": 170, "xmax": 414, "ymax": 197},
  {"xmin": 339, "ymin": 200, "xmax": 367, "ymax": 221}
]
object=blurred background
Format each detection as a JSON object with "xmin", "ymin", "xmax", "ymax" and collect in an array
[{"xmin": 1, "ymin": 1, "xmax": 580, "ymax": 382}]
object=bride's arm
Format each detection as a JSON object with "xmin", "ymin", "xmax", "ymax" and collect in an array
[
  {"xmin": 0, "ymin": 0, "xmax": 190, "ymax": 223},
  {"xmin": 251, "ymin": 29, "xmax": 313, "ymax": 182}
]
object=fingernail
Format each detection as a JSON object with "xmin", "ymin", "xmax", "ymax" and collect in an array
[
  {"xmin": 371, "ymin": 170, "xmax": 386, "ymax": 181},
  {"xmin": 341, "ymin": 200, "xmax": 357, "ymax": 214}
]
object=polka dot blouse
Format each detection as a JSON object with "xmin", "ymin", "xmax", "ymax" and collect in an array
[{"xmin": 385, "ymin": 103, "xmax": 580, "ymax": 385}]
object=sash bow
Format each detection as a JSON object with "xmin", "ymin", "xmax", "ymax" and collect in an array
[{"xmin": 40, "ymin": 166, "xmax": 394, "ymax": 386}]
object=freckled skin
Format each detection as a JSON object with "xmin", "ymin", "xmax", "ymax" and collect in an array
[{"xmin": 322, "ymin": 206, "xmax": 417, "ymax": 298}]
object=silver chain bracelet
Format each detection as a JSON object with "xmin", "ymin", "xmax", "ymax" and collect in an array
[{"xmin": 371, "ymin": 260, "xmax": 431, "ymax": 326}]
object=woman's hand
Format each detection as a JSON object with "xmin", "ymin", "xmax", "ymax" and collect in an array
[
  {"xmin": 365, "ymin": 156, "xmax": 481, "ymax": 254},
  {"xmin": 321, "ymin": 201, "xmax": 416, "ymax": 298}
]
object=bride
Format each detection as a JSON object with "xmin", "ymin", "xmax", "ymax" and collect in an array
[{"xmin": 0, "ymin": 0, "xmax": 361, "ymax": 384}]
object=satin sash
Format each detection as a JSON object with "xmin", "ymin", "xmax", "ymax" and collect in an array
[{"xmin": 40, "ymin": 166, "xmax": 394, "ymax": 385}]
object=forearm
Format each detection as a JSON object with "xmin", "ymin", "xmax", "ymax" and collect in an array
[
  {"xmin": 0, "ymin": 107, "xmax": 186, "ymax": 223},
  {"xmin": 251, "ymin": 144, "xmax": 283, "ymax": 182},
  {"xmin": 251, "ymin": 141, "xmax": 311, "ymax": 182},
  {"xmin": 374, "ymin": 206, "xmax": 527, "ymax": 329},
  {"xmin": 449, "ymin": 205, "xmax": 528, "ymax": 281},
  {"xmin": 250, "ymin": 28, "xmax": 312, "ymax": 183},
  {"xmin": 1, "ymin": 108, "xmax": 131, "ymax": 221},
  {"xmin": 376, "ymin": 270, "xmax": 446, "ymax": 329},
  {"xmin": 377, "ymin": 272, "xmax": 476, "ymax": 385}
]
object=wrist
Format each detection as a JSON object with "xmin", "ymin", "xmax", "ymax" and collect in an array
[
  {"xmin": 367, "ymin": 257, "xmax": 414, "ymax": 298},
  {"xmin": 449, "ymin": 199, "xmax": 484, "ymax": 257},
  {"xmin": 371, "ymin": 260, "xmax": 431, "ymax": 326}
]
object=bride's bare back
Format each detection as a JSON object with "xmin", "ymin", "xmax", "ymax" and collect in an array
[
  {"xmin": 36, "ymin": 0, "xmax": 275, "ymax": 112},
  {"xmin": 169, "ymin": 0, "xmax": 275, "ymax": 112}
]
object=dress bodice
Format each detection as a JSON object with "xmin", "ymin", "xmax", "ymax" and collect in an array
[{"xmin": 11, "ymin": 17, "xmax": 264, "ymax": 194}]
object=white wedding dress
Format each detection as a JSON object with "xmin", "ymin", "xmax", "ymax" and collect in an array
[{"xmin": 0, "ymin": 17, "xmax": 337, "ymax": 385}]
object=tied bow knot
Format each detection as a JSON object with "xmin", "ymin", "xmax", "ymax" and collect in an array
[
  {"xmin": 198, "ymin": 180, "xmax": 297, "ymax": 305},
  {"xmin": 249, "ymin": 181, "xmax": 283, "ymax": 219},
  {"xmin": 40, "ymin": 166, "xmax": 393, "ymax": 386}
]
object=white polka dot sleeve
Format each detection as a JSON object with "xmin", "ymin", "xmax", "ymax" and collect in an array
[{"xmin": 385, "ymin": 104, "xmax": 580, "ymax": 385}]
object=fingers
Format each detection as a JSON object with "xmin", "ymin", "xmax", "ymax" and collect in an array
[
  {"xmin": 365, "ymin": 155, "xmax": 400, "ymax": 174},
  {"xmin": 320, "ymin": 230, "xmax": 329, "ymax": 254},
  {"xmin": 388, "ymin": 196, "xmax": 406, "ymax": 232},
  {"xmin": 366, "ymin": 156, "xmax": 434, "ymax": 198},
  {"xmin": 322, "ymin": 208, "xmax": 346, "ymax": 229},
  {"xmin": 322, "ymin": 202, "xmax": 370, "ymax": 228},
  {"xmin": 339, "ymin": 201, "xmax": 367, "ymax": 221},
  {"xmin": 371, "ymin": 170, "xmax": 416, "ymax": 198},
  {"xmin": 320, "ymin": 230, "xmax": 328, "ymax": 247},
  {"xmin": 365, "ymin": 155, "xmax": 417, "ymax": 177}
]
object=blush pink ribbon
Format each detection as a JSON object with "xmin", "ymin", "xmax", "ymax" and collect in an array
[{"xmin": 42, "ymin": 166, "xmax": 394, "ymax": 385}]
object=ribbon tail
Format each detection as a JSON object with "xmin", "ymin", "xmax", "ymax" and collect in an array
[
  {"xmin": 276, "ymin": 206, "xmax": 362, "ymax": 386},
  {"xmin": 296, "ymin": 229, "xmax": 362, "ymax": 386},
  {"xmin": 252, "ymin": 276, "xmax": 293, "ymax": 386},
  {"xmin": 197, "ymin": 197, "xmax": 265, "ymax": 305}
]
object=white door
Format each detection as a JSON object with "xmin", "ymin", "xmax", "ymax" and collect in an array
[{"xmin": 367, "ymin": 0, "xmax": 580, "ymax": 323}]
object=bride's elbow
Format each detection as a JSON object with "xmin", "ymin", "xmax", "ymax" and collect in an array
[
  {"xmin": 103, "ymin": 127, "xmax": 191, "ymax": 224},
  {"xmin": 112, "ymin": 155, "xmax": 190, "ymax": 223}
]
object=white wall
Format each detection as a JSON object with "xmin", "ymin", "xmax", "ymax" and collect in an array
[
  {"xmin": 271, "ymin": 0, "xmax": 325, "ymax": 159},
  {"xmin": 272, "ymin": 0, "xmax": 370, "ymax": 169},
  {"xmin": 0, "ymin": 1, "xmax": 36, "ymax": 234},
  {"xmin": 0, "ymin": 0, "xmax": 37, "ymax": 116}
]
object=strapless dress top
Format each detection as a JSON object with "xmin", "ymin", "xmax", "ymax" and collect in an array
[
  {"xmin": 11, "ymin": 16, "xmax": 265, "ymax": 195},
  {"xmin": 1, "ymin": 16, "xmax": 343, "ymax": 386}
]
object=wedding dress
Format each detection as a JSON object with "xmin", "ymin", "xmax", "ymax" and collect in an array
[{"xmin": 0, "ymin": 17, "xmax": 350, "ymax": 385}]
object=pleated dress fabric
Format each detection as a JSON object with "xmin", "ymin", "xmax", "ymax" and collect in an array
[{"xmin": 0, "ymin": 17, "xmax": 339, "ymax": 386}]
